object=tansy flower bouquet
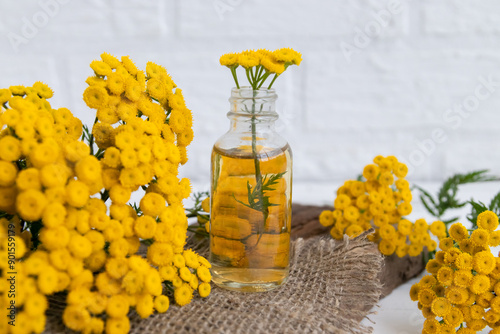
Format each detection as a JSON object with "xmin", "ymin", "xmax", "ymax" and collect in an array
[
  {"xmin": 411, "ymin": 211, "xmax": 500, "ymax": 333},
  {"xmin": 0, "ymin": 53, "xmax": 211, "ymax": 334},
  {"xmin": 320, "ymin": 155, "xmax": 444, "ymax": 258}
]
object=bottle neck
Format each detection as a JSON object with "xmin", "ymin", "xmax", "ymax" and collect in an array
[{"xmin": 227, "ymin": 87, "xmax": 278, "ymax": 133}]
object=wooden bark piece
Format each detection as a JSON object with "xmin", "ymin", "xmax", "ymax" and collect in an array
[{"xmin": 290, "ymin": 203, "xmax": 426, "ymax": 298}]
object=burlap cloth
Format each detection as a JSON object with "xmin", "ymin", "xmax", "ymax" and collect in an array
[{"xmin": 44, "ymin": 229, "xmax": 383, "ymax": 334}]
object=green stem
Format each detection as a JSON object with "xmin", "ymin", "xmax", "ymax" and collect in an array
[
  {"xmin": 255, "ymin": 65, "xmax": 264, "ymax": 82},
  {"xmin": 230, "ymin": 67, "xmax": 240, "ymax": 89},
  {"xmin": 246, "ymin": 68, "xmax": 255, "ymax": 90},
  {"xmin": 88, "ymin": 117, "xmax": 98, "ymax": 155},
  {"xmin": 100, "ymin": 189, "xmax": 110, "ymax": 202},
  {"xmin": 250, "ymin": 90, "xmax": 267, "ymax": 246},
  {"xmin": 257, "ymin": 72, "xmax": 272, "ymax": 89},
  {"xmin": 267, "ymin": 74, "xmax": 279, "ymax": 89}
]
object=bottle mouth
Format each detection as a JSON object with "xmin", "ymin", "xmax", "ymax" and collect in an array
[{"xmin": 230, "ymin": 86, "xmax": 277, "ymax": 100}]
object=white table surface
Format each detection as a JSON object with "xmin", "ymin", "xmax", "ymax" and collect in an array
[{"xmin": 189, "ymin": 180, "xmax": 500, "ymax": 334}]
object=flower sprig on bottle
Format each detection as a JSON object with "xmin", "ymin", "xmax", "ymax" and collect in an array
[
  {"xmin": 219, "ymin": 48, "xmax": 301, "ymax": 245},
  {"xmin": 220, "ymin": 48, "xmax": 302, "ymax": 90}
]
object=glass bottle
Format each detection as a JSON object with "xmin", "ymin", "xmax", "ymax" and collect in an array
[{"xmin": 209, "ymin": 87, "xmax": 292, "ymax": 292}]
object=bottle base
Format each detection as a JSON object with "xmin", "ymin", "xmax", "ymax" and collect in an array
[{"xmin": 211, "ymin": 267, "xmax": 289, "ymax": 292}]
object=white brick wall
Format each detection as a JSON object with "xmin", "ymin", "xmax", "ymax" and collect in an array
[{"xmin": 1, "ymin": 0, "xmax": 500, "ymax": 186}]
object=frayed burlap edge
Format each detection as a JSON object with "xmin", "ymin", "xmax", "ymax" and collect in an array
[{"xmin": 45, "ymin": 231, "xmax": 383, "ymax": 334}]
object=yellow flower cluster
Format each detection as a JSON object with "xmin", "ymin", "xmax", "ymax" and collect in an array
[
  {"xmin": 220, "ymin": 48, "xmax": 301, "ymax": 90},
  {"xmin": 0, "ymin": 54, "xmax": 209, "ymax": 334},
  {"xmin": 411, "ymin": 211, "xmax": 500, "ymax": 334},
  {"xmin": 84, "ymin": 53, "xmax": 193, "ymax": 170},
  {"xmin": 320, "ymin": 155, "xmax": 443, "ymax": 257},
  {"xmin": 220, "ymin": 48, "xmax": 302, "ymax": 74}
]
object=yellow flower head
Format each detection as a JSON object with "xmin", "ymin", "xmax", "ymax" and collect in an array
[
  {"xmin": 378, "ymin": 171, "xmax": 394, "ymax": 187},
  {"xmin": 174, "ymin": 283, "xmax": 193, "ymax": 306},
  {"xmin": 477, "ymin": 210, "xmax": 499, "ymax": 232},
  {"xmin": 393, "ymin": 162, "xmax": 408, "ymax": 178},
  {"xmin": 147, "ymin": 242, "xmax": 174, "ymax": 266},
  {"xmin": 430, "ymin": 220, "xmax": 446, "ymax": 237},
  {"xmin": 453, "ymin": 270, "xmax": 472, "ymax": 288},
  {"xmin": 425, "ymin": 259, "xmax": 442, "ymax": 274},
  {"xmin": 90, "ymin": 60, "xmax": 112, "ymax": 76},
  {"xmin": 220, "ymin": 53, "xmax": 239, "ymax": 67},
  {"xmin": 471, "ymin": 228, "xmax": 490, "ymax": 247},
  {"xmin": 362, "ymin": 164, "xmax": 379, "ymax": 181},
  {"xmin": 260, "ymin": 55, "xmax": 285, "ymax": 74},
  {"xmin": 101, "ymin": 52, "xmax": 121, "ymax": 68},
  {"xmin": 345, "ymin": 224, "xmax": 364, "ymax": 238},
  {"xmin": 183, "ymin": 249, "xmax": 200, "ymax": 269},
  {"xmin": 140, "ymin": 192, "xmax": 166, "ymax": 217},
  {"xmin": 0, "ymin": 88, "xmax": 11, "ymax": 103},
  {"xmin": 470, "ymin": 274, "xmax": 490, "ymax": 295},
  {"xmin": 449, "ymin": 222, "xmax": 468, "ymax": 242},
  {"xmin": 431, "ymin": 297, "xmax": 451, "ymax": 317},
  {"xmin": 9, "ymin": 85, "xmax": 26, "ymax": 96},
  {"xmin": 125, "ymin": 77, "xmax": 141, "ymax": 102},
  {"xmin": 439, "ymin": 237, "xmax": 454, "ymax": 251},
  {"xmin": 444, "ymin": 248, "xmax": 461, "ymax": 265},
  {"xmin": 414, "ymin": 218, "xmax": 428, "ymax": 232},
  {"xmin": 198, "ymin": 282, "xmax": 211, "ymax": 298},
  {"xmin": 237, "ymin": 52, "xmax": 260, "ymax": 69},
  {"xmin": 63, "ymin": 305, "xmax": 91, "ymax": 331},
  {"xmin": 343, "ymin": 205, "xmax": 359, "ymax": 223},
  {"xmin": 378, "ymin": 239, "xmax": 396, "ymax": 256},
  {"xmin": 445, "ymin": 286, "xmax": 468, "ymax": 305},
  {"xmin": 397, "ymin": 201, "xmax": 412, "ymax": 216},
  {"xmin": 273, "ymin": 48, "xmax": 302, "ymax": 65},
  {"xmin": 121, "ymin": 56, "xmax": 138, "ymax": 75},
  {"xmin": 444, "ymin": 307, "xmax": 464, "ymax": 327},
  {"xmin": 146, "ymin": 61, "xmax": 167, "ymax": 79},
  {"xmin": 436, "ymin": 266, "xmax": 454, "ymax": 286},
  {"xmin": 459, "ymin": 239, "xmax": 474, "ymax": 254},
  {"xmin": 333, "ymin": 193, "xmax": 351, "ymax": 210},
  {"xmin": 490, "ymin": 230, "xmax": 500, "ymax": 247},
  {"xmin": 423, "ymin": 319, "xmax": 440, "ymax": 333},
  {"xmin": 455, "ymin": 252, "xmax": 472, "ymax": 270},
  {"xmin": 134, "ymin": 215, "xmax": 157, "ymax": 239},
  {"xmin": 417, "ymin": 288, "xmax": 436, "ymax": 307},
  {"xmin": 33, "ymin": 81, "xmax": 54, "ymax": 99},
  {"xmin": 154, "ymin": 295, "xmax": 170, "ymax": 313},
  {"xmin": 473, "ymin": 250, "xmax": 496, "ymax": 275},
  {"xmin": 106, "ymin": 317, "xmax": 130, "ymax": 334},
  {"xmin": 83, "ymin": 86, "xmax": 109, "ymax": 109}
]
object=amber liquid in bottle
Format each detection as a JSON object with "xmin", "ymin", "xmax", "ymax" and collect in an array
[{"xmin": 209, "ymin": 144, "xmax": 292, "ymax": 292}]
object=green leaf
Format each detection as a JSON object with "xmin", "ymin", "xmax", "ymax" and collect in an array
[
  {"xmin": 488, "ymin": 191, "xmax": 500, "ymax": 214},
  {"xmin": 442, "ymin": 217, "xmax": 460, "ymax": 225},
  {"xmin": 417, "ymin": 170, "xmax": 498, "ymax": 220},
  {"xmin": 419, "ymin": 194, "xmax": 438, "ymax": 217},
  {"xmin": 233, "ymin": 171, "xmax": 287, "ymax": 234}
]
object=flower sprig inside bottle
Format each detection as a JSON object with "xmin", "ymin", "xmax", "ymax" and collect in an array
[
  {"xmin": 218, "ymin": 48, "xmax": 301, "ymax": 248},
  {"xmin": 220, "ymin": 48, "xmax": 302, "ymax": 90}
]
